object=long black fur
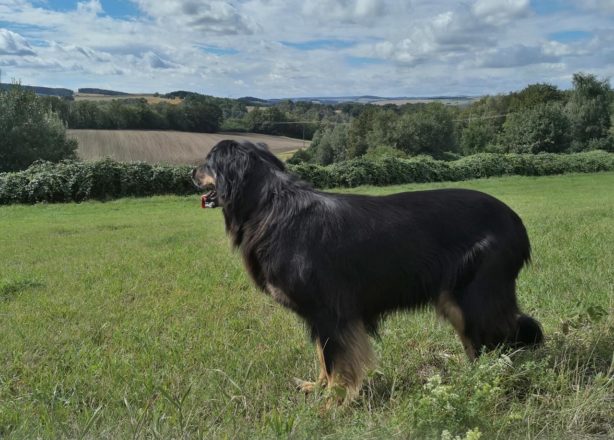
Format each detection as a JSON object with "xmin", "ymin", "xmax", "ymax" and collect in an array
[{"xmin": 193, "ymin": 140, "xmax": 543, "ymax": 377}]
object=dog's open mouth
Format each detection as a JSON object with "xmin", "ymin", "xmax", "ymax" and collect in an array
[{"xmin": 201, "ymin": 189, "xmax": 219, "ymax": 208}]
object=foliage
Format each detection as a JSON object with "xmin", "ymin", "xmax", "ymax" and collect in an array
[
  {"xmin": 508, "ymin": 83, "xmax": 565, "ymax": 111},
  {"xmin": 66, "ymin": 96, "xmax": 224, "ymax": 132},
  {"xmin": 286, "ymin": 148, "xmax": 313, "ymax": 165},
  {"xmin": 363, "ymin": 145, "xmax": 409, "ymax": 160},
  {"xmin": 245, "ymin": 106, "xmax": 317, "ymax": 139},
  {"xmin": 0, "ymin": 84, "xmax": 77, "ymax": 172},
  {"xmin": 288, "ymin": 151, "xmax": 614, "ymax": 189},
  {"xmin": 294, "ymin": 73, "xmax": 613, "ymax": 164},
  {"xmin": 308, "ymin": 124, "xmax": 350, "ymax": 164},
  {"xmin": 565, "ymin": 73, "xmax": 612, "ymax": 149},
  {"xmin": 394, "ymin": 103, "xmax": 457, "ymax": 158},
  {"xmin": 460, "ymin": 118, "xmax": 499, "ymax": 155},
  {"xmin": 501, "ymin": 102, "xmax": 571, "ymax": 153},
  {"xmin": 0, "ymin": 159, "xmax": 194, "ymax": 204},
  {"xmin": 2, "ymin": 152, "xmax": 613, "ymax": 204}
]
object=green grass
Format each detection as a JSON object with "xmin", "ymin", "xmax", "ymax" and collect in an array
[{"xmin": 1, "ymin": 173, "xmax": 613, "ymax": 439}]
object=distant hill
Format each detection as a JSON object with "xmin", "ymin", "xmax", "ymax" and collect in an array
[
  {"xmin": 78, "ymin": 88, "xmax": 130, "ymax": 96},
  {"xmin": 240, "ymin": 95, "xmax": 479, "ymax": 106},
  {"xmin": 164, "ymin": 90, "xmax": 200, "ymax": 99},
  {"xmin": 1, "ymin": 82, "xmax": 479, "ymax": 107},
  {"xmin": 0, "ymin": 83, "xmax": 73, "ymax": 97},
  {"xmin": 273, "ymin": 95, "xmax": 479, "ymax": 105},
  {"xmin": 238, "ymin": 96, "xmax": 271, "ymax": 106}
]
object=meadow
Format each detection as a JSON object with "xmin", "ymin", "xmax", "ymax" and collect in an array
[
  {"xmin": 68, "ymin": 130, "xmax": 308, "ymax": 165},
  {"xmin": 0, "ymin": 173, "xmax": 612, "ymax": 439}
]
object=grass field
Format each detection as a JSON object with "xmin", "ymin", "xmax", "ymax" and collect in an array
[
  {"xmin": 68, "ymin": 130, "xmax": 309, "ymax": 165},
  {"xmin": 1, "ymin": 173, "xmax": 612, "ymax": 439}
]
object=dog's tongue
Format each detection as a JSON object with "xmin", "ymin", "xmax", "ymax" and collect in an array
[{"xmin": 201, "ymin": 191, "xmax": 218, "ymax": 208}]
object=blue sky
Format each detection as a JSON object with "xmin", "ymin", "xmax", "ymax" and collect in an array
[
  {"xmin": 40, "ymin": 0, "xmax": 140, "ymax": 17},
  {"xmin": 0, "ymin": 0, "xmax": 613, "ymax": 98}
]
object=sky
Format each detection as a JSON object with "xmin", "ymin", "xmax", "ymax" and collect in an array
[{"xmin": 0, "ymin": 0, "xmax": 613, "ymax": 98}]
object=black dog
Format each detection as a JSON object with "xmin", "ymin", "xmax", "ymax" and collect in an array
[{"xmin": 192, "ymin": 140, "xmax": 543, "ymax": 400}]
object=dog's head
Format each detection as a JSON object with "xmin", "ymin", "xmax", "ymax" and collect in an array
[{"xmin": 192, "ymin": 140, "xmax": 286, "ymax": 208}]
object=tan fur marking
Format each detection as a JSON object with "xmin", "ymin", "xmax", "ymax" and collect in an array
[
  {"xmin": 326, "ymin": 321, "xmax": 375, "ymax": 402},
  {"xmin": 316, "ymin": 339, "xmax": 329, "ymax": 385},
  {"xmin": 437, "ymin": 291, "xmax": 476, "ymax": 360},
  {"xmin": 295, "ymin": 339, "xmax": 329, "ymax": 394},
  {"xmin": 202, "ymin": 173, "xmax": 215, "ymax": 186},
  {"xmin": 266, "ymin": 283, "xmax": 296, "ymax": 309}
]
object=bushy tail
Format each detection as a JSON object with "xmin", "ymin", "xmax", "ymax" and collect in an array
[{"xmin": 512, "ymin": 314, "xmax": 544, "ymax": 347}]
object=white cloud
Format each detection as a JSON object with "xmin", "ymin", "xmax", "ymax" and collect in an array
[
  {"xmin": 0, "ymin": 28, "xmax": 36, "ymax": 56},
  {"xmin": 0, "ymin": 0, "xmax": 612, "ymax": 96},
  {"xmin": 302, "ymin": 0, "xmax": 386, "ymax": 23},
  {"xmin": 580, "ymin": 0, "xmax": 614, "ymax": 14},
  {"xmin": 472, "ymin": 0, "xmax": 530, "ymax": 25},
  {"xmin": 477, "ymin": 44, "xmax": 560, "ymax": 68},
  {"xmin": 76, "ymin": 0, "xmax": 103, "ymax": 16},
  {"xmin": 132, "ymin": 0, "xmax": 259, "ymax": 34}
]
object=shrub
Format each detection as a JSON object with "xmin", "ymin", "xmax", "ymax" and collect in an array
[
  {"xmin": 0, "ymin": 160, "xmax": 195, "ymax": 205},
  {"xmin": 1, "ymin": 152, "xmax": 613, "ymax": 204},
  {"xmin": 501, "ymin": 103, "xmax": 571, "ymax": 153},
  {"xmin": 289, "ymin": 151, "xmax": 614, "ymax": 188}
]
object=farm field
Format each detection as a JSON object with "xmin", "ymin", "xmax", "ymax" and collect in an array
[
  {"xmin": 68, "ymin": 129, "xmax": 309, "ymax": 165},
  {"xmin": 74, "ymin": 93, "xmax": 183, "ymax": 105},
  {"xmin": 0, "ymin": 173, "xmax": 613, "ymax": 439}
]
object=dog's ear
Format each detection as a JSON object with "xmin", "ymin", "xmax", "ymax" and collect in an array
[
  {"xmin": 211, "ymin": 141, "xmax": 252, "ymax": 206},
  {"xmin": 250, "ymin": 142, "xmax": 286, "ymax": 171}
]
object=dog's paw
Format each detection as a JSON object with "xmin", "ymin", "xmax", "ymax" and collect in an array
[{"xmin": 294, "ymin": 378, "xmax": 321, "ymax": 394}]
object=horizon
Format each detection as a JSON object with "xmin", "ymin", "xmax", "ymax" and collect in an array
[{"xmin": 1, "ymin": 1, "xmax": 613, "ymax": 98}]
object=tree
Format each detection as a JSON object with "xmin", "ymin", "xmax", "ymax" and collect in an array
[
  {"xmin": 346, "ymin": 106, "xmax": 377, "ymax": 158},
  {"xmin": 246, "ymin": 107, "xmax": 287, "ymax": 135},
  {"xmin": 365, "ymin": 109, "xmax": 398, "ymax": 148},
  {"xmin": 181, "ymin": 96, "xmax": 223, "ymax": 132},
  {"xmin": 460, "ymin": 118, "xmax": 499, "ymax": 154},
  {"xmin": 501, "ymin": 102, "xmax": 571, "ymax": 153},
  {"xmin": 394, "ymin": 103, "xmax": 457, "ymax": 157},
  {"xmin": 565, "ymin": 73, "xmax": 612, "ymax": 150},
  {"xmin": 0, "ymin": 84, "xmax": 77, "ymax": 172},
  {"xmin": 309, "ymin": 124, "xmax": 350, "ymax": 164},
  {"xmin": 509, "ymin": 83, "xmax": 564, "ymax": 112}
]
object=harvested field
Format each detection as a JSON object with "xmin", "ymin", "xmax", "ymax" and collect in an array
[
  {"xmin": 68, "ymin": 129, "xmax": 309, "ymax": 165},
  {"xmin": 74, "ymin": 93, "xmax": 183, "ymax": 105}
]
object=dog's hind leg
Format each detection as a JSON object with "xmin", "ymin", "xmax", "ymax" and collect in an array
[{"xmin": 454, "ymin": 252, "xmax": 534, "ymax": 355}]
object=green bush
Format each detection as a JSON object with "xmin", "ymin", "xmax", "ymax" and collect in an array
[
  {"xmin": 0, "ymin": 84, "xmax": 77, "ymax": 172},
  {"xmin": 288, "ymin": 151, "xmax": 614, "ymax": 188},
  {"xmin": 0, "ymin": 160, "xmax": 194, "ymax": 205},
  {"xmin": 1, "ymin": 152, "xmax": 613, "ymax": 204}
]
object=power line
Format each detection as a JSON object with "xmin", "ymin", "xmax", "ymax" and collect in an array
[
  {"xmin": 251, "ymin": 112, "xmax": 510, "ymax": 128},
  {"xmin": 453, "ymin": 113, "xmax": 508, "ymax": 122}
]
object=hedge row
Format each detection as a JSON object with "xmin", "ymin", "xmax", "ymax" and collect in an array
[
  {"xmin": 289, "ymin": 151, "xmax": 614, "ymax": 188},
  {"xmin": 0, "ymin": 159, "xmax": 194, "ymax": 205},
  {"xmin": 1, "ymin": 151, "xmax": 613, "ymax": 205}
]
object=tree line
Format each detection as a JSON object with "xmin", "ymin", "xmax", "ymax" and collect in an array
[
  {"xmin": 297, "ymin": 73, "xmax": 613, "ymax": 165},
  {"xmin": 42, "ymin": 95, "xmax": 226, "ymax": 132},
  {"xmin": 1, "ymin": 72, "xmax": 612, "ymax": 173}
]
